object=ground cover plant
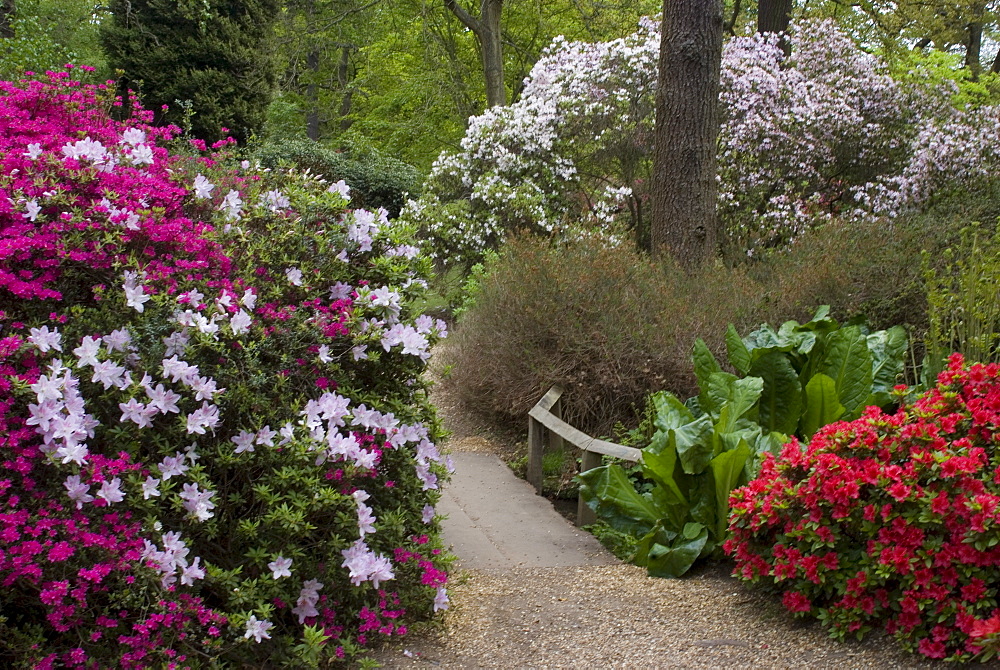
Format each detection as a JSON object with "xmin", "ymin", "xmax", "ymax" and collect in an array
[
  {"xmin": 0, "ymin": 69, "xmax": 451, "ymax": 668},
  {"xmin": 727, "ymin": 354, "xmax": 1000, "ymax": 661}
]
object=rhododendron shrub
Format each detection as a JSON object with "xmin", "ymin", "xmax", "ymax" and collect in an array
[
  {"xmin": 726, "ymin": 354, "xmax": 1000, "ymax": 662},
  {"xmin": 0, "ymin": 70, "xmax": 451, "ymax": 667},
  {"xmin": 406, "ymin": 18, "xmax": 1000, "ymax": 262}
]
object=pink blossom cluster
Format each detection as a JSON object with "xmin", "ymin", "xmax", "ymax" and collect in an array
[{"xmin": 0, "ymin": 70, "xmax": 452, "ymax": 666}]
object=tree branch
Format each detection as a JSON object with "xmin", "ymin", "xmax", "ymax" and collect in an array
[{"xmin": 444, "ymin": 0, "xmax": 481, "ymax": 35}]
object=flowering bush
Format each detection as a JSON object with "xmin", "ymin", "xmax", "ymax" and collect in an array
[
  {"xmin": 0, "ymin": 69, "xmax": 451, "ymax": 667},
  {"xmin": 406, "ymin": 18, "xmax": 1000, "ymax": 262},
  {"xmin": 726, "ymin": 354, "xmax": 1000, "ymax": 661}
]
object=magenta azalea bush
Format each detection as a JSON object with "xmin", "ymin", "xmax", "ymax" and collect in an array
[
  {"xmin": 726, "ymin": 354, "xmax": 1000, "ymax": 662},
  {"xmin": 0, "ymin": 69, "xmax": 451, "ymax": 668}
]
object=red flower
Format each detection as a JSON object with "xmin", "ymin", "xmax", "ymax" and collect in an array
[{"xmin": 782, "ymin": 590, "xmax": 812, "ymax": 613}]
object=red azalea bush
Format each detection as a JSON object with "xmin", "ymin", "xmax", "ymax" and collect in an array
[{"xmin": 726, "ymin": 353, "xmax": 1000, "ymax": 662}]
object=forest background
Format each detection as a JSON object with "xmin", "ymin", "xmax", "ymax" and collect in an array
[{"xmin": 3, "ymin": 0, "xmax": 999, "ymax": 173}]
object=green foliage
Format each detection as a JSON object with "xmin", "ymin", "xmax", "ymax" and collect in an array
[
  {"xmin": 253, "ymin": 136, "xmax": 421, "ymax": 217},
  {"xmin": 101, "ymin": 0, "xmax": 280, "ymax": 143},
  {"xmin": 719, "ymin": 308, "xmax": 908, "ymax": 438},
  {"xmin": 577, "ymin": 374, "xmax": 778, "ymax": 577},
  {"xmin": 0, "ymin": 0, "xmax": 106, "ymax": 80},
  {"xmin": 576, "ymin": 309, "xmax": 908, "ymax": 578},
  {"xmin": 923, "ymin": 223, "xmax": 1000, "ymax": 383}
]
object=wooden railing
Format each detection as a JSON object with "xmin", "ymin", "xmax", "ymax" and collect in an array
[{"xmin": 527, "ymin": 385, "xmax": 642, "ymax": 526}]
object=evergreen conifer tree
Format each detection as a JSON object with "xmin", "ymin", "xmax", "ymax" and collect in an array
[{"xmin": 101, "ymin": 0, "xmax": 279, "ymax": 143}]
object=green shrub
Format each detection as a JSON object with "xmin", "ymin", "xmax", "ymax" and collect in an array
[
  {"xmin": 924, "ymin": 223, "xmax": 1000, "ymax": 384},
  {"xmin": 441, "ymin": 234, "xmax": 764, "ymax": 435},
  {"xmin": 253, "ymin": 137, "xmax": 422, "ymax": 216},
  {"xmin": 756, "ymin": 179, "xmax": 1000, "ymax": 337}
]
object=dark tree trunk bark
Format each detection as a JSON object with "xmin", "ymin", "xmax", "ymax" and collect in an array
[
  {"xmin": 306, "ymin": 48, "xmax": 320, "ymax": 140},
  {"xmin": 444, "ymin": 0, "xmax": 506, "ymax": 107},
  {"xmin": 337, "ymin": 45, "xmax": 353, "ymax": 131},
  {"xmin": 757, "ymin": 0, "xmax": 791, "ymax": 34},
  {"xmin": 757, "ymin": 0, "xmax": 792, "ymax": 54},
  {"xmin": 992, "ymin": 44, "xmax": 1000, "ymax": 74},
  {"xmin": 967, "ymin": 21, "xmax": 983, "ymax": 80},
  {"xmin": 0, "ymin": 0, "xmax": 14, "ymax": 39},
  {"xmin": 650, "ymin": 0, "xmax": 724, "ymax": 266}
]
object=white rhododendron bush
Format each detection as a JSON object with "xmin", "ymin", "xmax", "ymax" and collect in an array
[
  {"xmin": 405, "ymin": 19, "xmax": 1000, "ymax": 262},
  {"xmin": 0, "ymin": 70, "xmax": 450, "ymax": 668}
]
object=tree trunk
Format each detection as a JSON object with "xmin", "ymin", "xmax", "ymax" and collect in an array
[
  {"xmin": 967, "ymin": 21, "xmax": 983, "ymax": 80},
  {"xmin": 306, "ymin": 48, "xmax": 321, "ymax": 140},
  {"xmin": 337, "ymin": 45, "xmax": 354, "ymax": 131},
  {"xmin": 650, "ymin": 0, "xmax": 724, "ymax": 267},
  {"xmin": 0, "ymin": 0, "xmax": 14, "ymax": 39},
  {"xmin": 479, "ymin": 0, "xmax": 505, "ymax": 107},
  {"xmin": 757, "ymin": 0, "xmax": 791, "ymax": 34},
  {"xmin": 757, "ymin": 0, "xmax": 792, "ymax": 54},
  {"xmin": 444, "ymin": 0, "xmax": 506, "ymax": 107}
]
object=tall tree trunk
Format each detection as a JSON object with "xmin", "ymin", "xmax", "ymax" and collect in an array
[
  {"xmin": 757, "ymin": 0, "xmax": 792, "ymax": 54},
  {"xmin": 967, "ymin": 21, "xmax": 983, "ymax": 80},
  {"xmin": 302, "ymin": 0, "xmax": 321, "ymax": 140},
  {"xmin": 757, "ymin": 0, "xmax": 791, "ymax": 34},
  {"xmin": 650, "ymin": 0, "xmax": 724, "ymax": 266},
  {"xmin": 444, "ymin": 0, "xmax": 506, "ymax": 107},
  {"xmin": 337, "ymin": 45, "xmax": 354, "ymax": 131},
  {"xmin": 0, "ymin": 0, "xmax": 14, "ymax": 39},
  {"xmin": 306, "ymin": 48, "xmax": 321, "ymax": 140}
]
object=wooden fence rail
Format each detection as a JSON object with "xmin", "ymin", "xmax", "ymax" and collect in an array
[{"xmin": 527, "ymin": 385, "xmax": 642, "ymax": 526}]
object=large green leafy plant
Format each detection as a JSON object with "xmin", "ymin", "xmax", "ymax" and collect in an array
[{"xmin": 578, "ymin": 309, "xmax": 908, "ymax": 577}]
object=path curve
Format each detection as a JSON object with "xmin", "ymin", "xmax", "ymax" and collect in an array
[{"xmin": 370, "ymin": 352, "xmax": 937, "ymax": 669}]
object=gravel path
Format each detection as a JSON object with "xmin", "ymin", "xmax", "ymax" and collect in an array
[{"xmin": 369, "ymin": 352, "xmax": 942, "ymax": 669}]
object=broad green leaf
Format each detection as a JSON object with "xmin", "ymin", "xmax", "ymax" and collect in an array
[
  {"xmin": 652, "ymin": 391, "xmax": 693, "ymax": 432},
  {"xmin": 801, "ymin": 305, "xmax": 837, "ymax": 333},
  {"xmin": 575, "ymin": 465, "xmax": 660, "ymax": 537},
  {"xmin": 867, "ymin": 326, "xmax": 908, "ymax": 396},
  {"xmin": 817, "ymin": 325, "xmax": 873, "ymax": 417},
  {"xmin": 713, "ymin": 374, "xmax": 764, "ymax": 434},
  {"xmin": 726, "ymin": 323, "xmax": 752, "ymax": 375},
  {"xmin": 640, "ymin": 447, "xmax": 687, "ymax": 506},
  {"xmin": 648, "ymin": 485, "xmax": 689, "ymax": 534},
  {"xmin": 709, "ymin": 442, "xmax": 752, "ymax": 540},
  {"xmin": 687, "ymin": 474, "xmax": 716, "ymax": 531},
  {"xmin": 706, "ymin": 371, "xmax": 738, "ymax": 422},
  {"xmin": 633, "ymin": 523, "xmax": 675, "ymax": 567},
  {"xmin": 673, "ymin": 415, "xmax": 715, "ymax": 475},
  {"xmin": 743, "ymin": 323, "xmax": 784, "ymax": 353},
  {"xmin": 646, "ymin": 523, "xmax": 709, "ymax": 578},
  {"xmin": 750, "ymin": 352, "xmax": 803, "ymax": 434},
  {"xmin": 692, "ymin": 339, "xmax": 722, "ymax": 414},
  {"xmin": 809, "ymin": 305, "xmax": 831, "ymax": 322},
  {"xmin": 800, "ymin": 373, "xmax": 845, "ymax": 439}
]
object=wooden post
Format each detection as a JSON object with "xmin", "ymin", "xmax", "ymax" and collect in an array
[
  {"xmin": 577, "ymin": 449, "xmax": 602, "ymax": 526},
  {"xmin": 527, "ymin": 415, "xmax": 544, "ymax": 494},
  {"xmin": 547, "ymin": 395, "xmax": 564, "ymax": 454}
]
